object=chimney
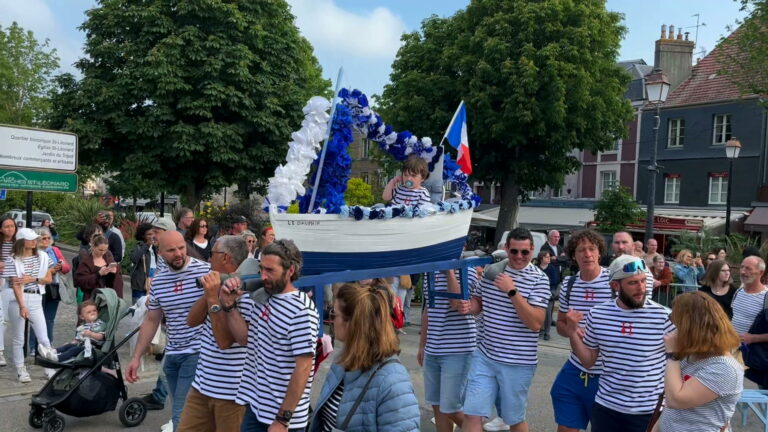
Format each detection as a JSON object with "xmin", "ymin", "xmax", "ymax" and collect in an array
[{"xmin": 654, "ymin": 24, "xmax": 694, "ymax": 91}]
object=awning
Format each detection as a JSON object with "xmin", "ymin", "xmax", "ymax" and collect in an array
[
  {"xmin": 472, "ymin": 206, "xmax": 595, "ymax": 231},
  {"xmin": 745, "ymin": 207, "xmax": 768, "ymax": 232}
]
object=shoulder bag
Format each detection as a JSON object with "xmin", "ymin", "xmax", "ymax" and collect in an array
[{"xmin": 332, "ymin": 358, "xmax": 401, "ymax": 432}]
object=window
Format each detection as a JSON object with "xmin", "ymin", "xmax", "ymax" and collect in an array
[
  {"xmin": 361, "ymin": 172, "xmax": 370, "ymax": 184},
  {"xmin": 361, "ymin": 139, "xmax": 371, "ymax": 159},
  {"xmin": 664, "ymin": 176, "xmax": 680, "ymax": 204},
  {"xmin": 712, "ymin": 114, "xmax": 732, "ymax": 145},
  {"xmin": 667, "ymin": 118, "xmax": 685, "ymax": 148},
  {"xmin": 551, "ymin": 187, "xmax": 562, "ymax": 198},
  {"xmin": 600, "ymin": 171, "xmax": 617, "ymax": 194},
  {"xmin": 708, "ymin": 175, "xmax": 728, "ymax": 205}
]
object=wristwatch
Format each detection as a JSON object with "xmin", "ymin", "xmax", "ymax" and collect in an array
[
  {"xmin": 507, "ymin": 289, "xmax": 518, "ymax": 298},
  {"xmin": 209, "ymin": 303, "xmax": 222, "ymax": 314},
  {"xmin": 276, "ymin": 410, "xmax": 293, "ymax": 425},
  {"xmin": 665, "ymin": 352, "xmax": 679, "ymax": 361}
]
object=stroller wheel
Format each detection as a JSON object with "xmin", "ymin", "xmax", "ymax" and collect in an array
[
  {"xmin": 42, "ymin": 414, "xmax": 65, "ymax": 432},
  {"xmin": 28, "ymin": 408, "xmax": 44, "ymax": 429},
  {"xmin": 119, "ymin": 397, "xmax": 147, "ymax": 427}
]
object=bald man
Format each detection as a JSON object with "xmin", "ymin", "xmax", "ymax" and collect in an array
[{"xmin": 126, "ymin": 231, "xmax": 212, "ymax": 431}]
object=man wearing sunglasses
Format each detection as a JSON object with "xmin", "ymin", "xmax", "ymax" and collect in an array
[
  {"xmin": 565, "ymin": 255, "xmax": 673, "ymax": 432},
  {"xmin": 461, "ymin": 228, "xmax": 551, "ymax": 432}
]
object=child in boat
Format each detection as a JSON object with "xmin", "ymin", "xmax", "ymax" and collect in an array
[
  {"xmin": 41, "ymin": 300, "xmax": 105, "ymax": 362},
  {"xmin": 382, "ymin": 154, "xmax": 431, "ymax": 206}
]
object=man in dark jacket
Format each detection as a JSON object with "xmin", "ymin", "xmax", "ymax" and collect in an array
[{"xmin": 97, "ymin": 211, "xmax": 123, "ymax": 263}]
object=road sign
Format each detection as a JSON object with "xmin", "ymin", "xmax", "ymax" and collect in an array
[
  {"xmin": 0, "ymin": 169, "xmax": 78, "ymax": 193},
  {"xmin": 0, "ymin": 189, "xmax": 6, "ymax": 200},
  {"xmin": 0, "ymin": 124, "xmax": 78, "ymax": 172}
]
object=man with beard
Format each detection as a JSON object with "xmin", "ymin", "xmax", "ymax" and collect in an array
[
  {"xmin": 565, "ymin": 255, "xmax": 673, "ymax": 432},
  {"xmin": 216, "ymin": 239, "xmax": 319, "ymax": 431},
  {"xmin": 731, "ymin": 255, "xmax": 768, "ymax": 387},
  {"xmin": 96, "ymin": 210, "xmax": 123, "ymax": 263},
  {"xmin": 126, "ymin": 230, "xmax": 211, "ymax": 431}
]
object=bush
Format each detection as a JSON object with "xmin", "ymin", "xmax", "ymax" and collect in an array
[{"xmin": 50, "ymin": 197, "xmax": 107, "ymax": 246}]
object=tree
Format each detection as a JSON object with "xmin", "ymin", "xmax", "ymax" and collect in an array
[
  {"xmin": 48, "ymin": 0, "xmax": 329, "ymax": 207},
  {"xmin": 593, "ymin": 186, "xmax": 644, "ymax": 233},
  {"xmin": 379, "ymin": 0, "xmax": 633, "ymax": 242},
  {"xmin": 719, "ymin": 0, "xmax": 768, "ymax": 107},
  {"xmin": 344, "ymin": 177, "xmax": 376, "ymax": 206},
  {"xmin": 0, "ymin": 22, "xmax": 59, "ymax": 126}
]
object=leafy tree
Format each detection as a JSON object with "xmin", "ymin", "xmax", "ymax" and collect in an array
[
  {"xmin": 379, "ymin": 0, "xmax": 633, "ymax": 242},
  {"xmin": 593, "ymin": 186, "xmax": 644, "ymax": 233},
  {"xmin": 719, "ymin": 0, "xmax": 768, "ymax": 107},
  {"xmin": 48, "ymin": 0, "xmax": 329, "ymax": 207},
  {"xmin": 344, "ymin": 177, "xmax": 375, "ymax": 206},
  {"xmin": 0, "ymin": 22, "xmax": 59, "ymax": 126}
]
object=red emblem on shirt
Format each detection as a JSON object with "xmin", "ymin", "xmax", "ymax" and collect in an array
[
  {"xmin": 683, "ymin": 375, "xmax": 691, "ymax": 381},
  {"xmin": 620, "ymin": 322, "xmax": 633, "ymax": 336},
  {"xmin": 260, "ymin": 304, "xmax": 270, "ymax": 321},
  {"xmin": 173, "ymin": 281, "xmax": 183, "ymax": 294},
  {"xmin": 584, "ymin": 289, "xmax": 595, "ymax": 301}
]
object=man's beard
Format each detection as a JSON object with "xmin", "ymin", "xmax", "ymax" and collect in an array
[
  {"xmin": 168, "ymin": 256, "xmax": 187, "ymax": 271},
  {"xmin": 264, "ymin": 275, "xmax": 288, "ymax": 295},
  {"xmin": 618, "ymin": 287, "xmax": 645, "ymax": 309}
]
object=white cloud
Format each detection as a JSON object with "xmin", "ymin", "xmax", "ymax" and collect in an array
[{"xmin": 287, "ymin": 0, "xmax": 406, "ymax": 59}]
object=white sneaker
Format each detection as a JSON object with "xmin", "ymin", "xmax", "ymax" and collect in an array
[
  {"xmin": 0, "ymin": 351, "xmax": 6, "ymax": 366},
  {"xmin": 38, "ymin": 345, "xmax": 58, "ymax": 362},
  {"xmin": 483, "ymin": 417, "xmax": 510, "ymax": 432},
  {"xmin": 17, "ymin": 365, "xmax": 31, "ymax": 383},
  {"xmin": 160, "ymin": 419, "xmax": 173, "ymax": 432},
  {"xmin": 44, "ymin": 368, "xmax": 56, "ymax": 379}
]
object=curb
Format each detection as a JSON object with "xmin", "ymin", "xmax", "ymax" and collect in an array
[{"xmin": 0, "ymin": 370, "xmax": 161, "ymax": 399}]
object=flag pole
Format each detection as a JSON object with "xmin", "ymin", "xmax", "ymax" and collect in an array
[
  {"xmin": 440, "ymin": 100, "xmax": 465, "ymax": 146},
  {"xmin": 308, "ymin": 67, "xmax": 344, "ymax": 213}
]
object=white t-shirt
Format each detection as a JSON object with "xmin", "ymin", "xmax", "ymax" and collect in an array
[
  {"xmin": 425, "ymin": 268, "xmax": 479, "ymax": 356},
  {"xmin": 559, "ymin": 268, "xmax": 613, "ymax": 374},
  {"xmin": 391, "ymin": 184, "xmax": 430, "ymax": 206},
  {"xmin": 192, "ymin": 293, "xmax": 254, "ymax": 400},
  {"xmin": 583, "ymin": 298, "xmax": 674, "ymax": 414},
  {"xmin": 474, "ymin": 263, "xmax": 551, "ymax": 365},
  {"xmin": 236, "ymin": 290, "xmax": 319, "ymax": 429},
  {"xmin": 148, "ymin": 257, "xmax": 210, "ymax": 354},
  {"xmin": 731, "ymin": 288, "xmax": 768, "ymax": 334}
]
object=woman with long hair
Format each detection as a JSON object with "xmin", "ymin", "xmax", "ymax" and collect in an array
[
  {"xmin": 673, "ymin": 249, "xmax": 705, "ymax": 289},
  {"xmin": 74, "ymin": 234, "xmax": 123, "ymax": 301},
  {"xmin": 310, "ymin": 283, "xmax": 419, "ymax": 431},
  {"xmin": 0, "ymin": 215, "xmax": 17, "ymax": 366},
  {"xmin": 698, "ymin": 260, "xmax": 737, "ymax": 319},
  {"xmin": 184, "ymin": 218, "xmax": 212, "ymax": 261},
  {"xmin": 2, "ymin": 228, "xmax": 55, "ymax": 382},
  {"xmin": 654, "ymin": 292, "xmax": 743, "ymax": 431},
  {"xmin": 29, "ymin": 227, "xmax": 71, "ymax": 356}
]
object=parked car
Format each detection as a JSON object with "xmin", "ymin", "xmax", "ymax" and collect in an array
[{"xmin": 3, "ymin": 210, "xmax": 55, "ymax": 228}]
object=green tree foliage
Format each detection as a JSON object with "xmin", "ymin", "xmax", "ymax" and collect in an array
[
  {"xmin": 0, "ymin": 22, "xmax": 59, "ymax": 126},
  {"xmin": 344, "ymin": 177, "xmax": 376, "ymax": 206},
  {"xmin": 379, "ymin": 0, "xmax": 633, "ymax": 242},
  {"xmin": 48, "ymin": 0, "xmax": 329, "ymax": 207},
  {"xmin": 593, "ymin": 186, "xmax": 644, "ymax": 233},
  {"xmin": 719, "ymin": 0, "xmax": 768, "ymax": 106},
  {"xmin": 0, "ymin": 191, "xmax": 65, "ymax": 215}
]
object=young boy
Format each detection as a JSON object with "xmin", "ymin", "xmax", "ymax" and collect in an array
[
  {"xmin": 42, "ymin": 300, "xmax": 105, "ymax": 362},
  {"xmin": 383, "ymin": 154, "xmax": 431, "ymax": 206}
]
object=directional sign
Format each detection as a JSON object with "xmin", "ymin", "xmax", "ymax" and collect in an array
[
  {"xmin": 0, "ymin": 189, "xmax": 6, "ymax": 200},
  {"xmin": 0, "ymin": 169, "xmax": 78, "ymax": 193},
  {"xmin": 0, "ymin": 125, "xmax": 78, "ymax": 172}
]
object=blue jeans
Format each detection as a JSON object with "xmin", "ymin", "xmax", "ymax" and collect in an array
[
  {"xmin": 241, "ymin": 407, "xmax": 304, "ymax": 432},
  {"xmin": 164, "ymin": 352, "xmax": 199, "ymax": 431},
  {"xmin": 30, "ymin": 295, "xmax": 59, "ymax": 355}
]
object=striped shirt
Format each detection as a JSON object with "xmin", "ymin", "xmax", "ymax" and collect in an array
[
  {"xmin": 192, "ymin": 293, "xmax": 255, "ymax": 400},
  {"xmin": 474, "ymin": 263, "xmax": 551, "ymax": 365},
  {"xmin": 319, "ymin": 382, "xmax": 344, "ymax": 432},
  {"xmin": 147, "ymin": 257, "xmax": 210, "ymax": 354},
  {"xmin": 731, "ymin": 288, "xmax": 768, "ymax": 334},
  {"xmin": 3, "ymin": 255, "xmax": 50, "ymax": 293},
  {"xmin": 391, "ymin": 185, "xmax": 430, "ymax": 206},
  {"xmin": 0, "ymin": 242, "xmax": 12, "ymax": 289},
  {"xmin": 583, "ymin": 299, "xmax": 674, "ymax": 414},
  {"xmin": 658, "ymin": 356, "xmax": 743, "ymax": 432},
  {"xmin": 424, "ymin": 268, "xmax": 479, "ymax": 355},
  {"xmin": 236, "ymin": 290, "xmax": 319, "ymax": 429},
  {"xmin": 559, "ymin": 268, "xmax": 612, "ymax": 374}
]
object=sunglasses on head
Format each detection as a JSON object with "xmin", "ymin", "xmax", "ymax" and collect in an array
[
  {"xmin": 508, "ymin": 248, "xmax": 531, "ymax": 256},
  {"xmin": 621, "ymin": 260, "xmax": 647, "ymax": 273}
]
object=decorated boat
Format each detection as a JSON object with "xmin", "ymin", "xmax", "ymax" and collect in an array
[{"xmin": 265, "ymin": 87, "xmax": 479, "ymax": 275}]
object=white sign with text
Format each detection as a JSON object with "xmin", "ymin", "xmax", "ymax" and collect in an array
[{"xmin": 0, "ymin": 125, "xmax": 78, "ymax": 172}]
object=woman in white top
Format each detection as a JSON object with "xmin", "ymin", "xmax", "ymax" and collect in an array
[
  {"xmin": 0, "ymin": 215, "xmax": 17, "ymax": 367},
  {"xmin": 184, "ymin": 218, "xmax": 212, "ymax": 261},
  {"xmin": 2, "ymin": 228, "xmax": 55, "ymax": 382},
  {"xmin": 654, "ymin": 291, "xmax": 743, "ymax": 432}
]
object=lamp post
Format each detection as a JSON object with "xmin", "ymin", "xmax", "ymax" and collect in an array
[
  {"xmin": 724, "ymin": 137, "xmax": 742, "ymax": 236},
  {"xmin": 644, "ymin": 68, "xmax": 671, "ymax": 244}
]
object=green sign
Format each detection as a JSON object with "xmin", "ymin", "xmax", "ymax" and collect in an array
[{"xmin": 0, "ymin": 169, "xmax": 77, "ymax": 193}]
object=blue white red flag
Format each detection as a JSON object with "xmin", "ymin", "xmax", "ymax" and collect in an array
[{"xmin": 443, "ymin": 101, "xmax": 472, "ymax": 174}]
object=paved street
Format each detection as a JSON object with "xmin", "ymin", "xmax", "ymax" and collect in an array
[{"xmin": 0, "ymin": 248, "xmax": 765, "ymax": 431}]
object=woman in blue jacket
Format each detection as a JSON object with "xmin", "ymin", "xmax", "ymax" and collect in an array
[
  {"xmin": 310, "ymin": 283, "xmax": 420, "ymax": 432},
  {"xmin": 672, "ymin": 249, "xmax": 705, "ymax": 289}
]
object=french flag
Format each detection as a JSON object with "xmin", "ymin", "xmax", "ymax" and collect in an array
[{"xmin": 443, "ymin": 101, "xmax": 472, "ymax": 174}]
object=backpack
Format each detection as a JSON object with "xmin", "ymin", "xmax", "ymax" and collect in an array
[{"xmin": 391, "ymin": 295, "xmax": 405, "ymax": 329}]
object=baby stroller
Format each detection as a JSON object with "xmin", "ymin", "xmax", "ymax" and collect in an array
[{"xmin": 28, "ymin": 288, "xmax": 147, "ymax": 432}]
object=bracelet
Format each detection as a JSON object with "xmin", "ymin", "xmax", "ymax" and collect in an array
[
  {"xmin": 274, "ymin": 417, "xmax": 289, "ymax": 427},
  {"xmin": 221, "ymin": 301, "xmax": 238, "ymax": 312}
]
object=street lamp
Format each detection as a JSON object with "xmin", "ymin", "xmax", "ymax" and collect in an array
[
  {"xmin": 644, "ymin": 68, "xmax": 671, "ymax": 244},
  {"xmin": 724, "ymin": 137, "xmax": 742, "ymax": 236}
]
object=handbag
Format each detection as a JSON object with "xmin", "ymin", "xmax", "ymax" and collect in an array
[
  {"xmin": 645, "ymin": 392, "xmax": 664, "ymax": 432},
  {"xmin": 44, "ymin": 283, "xmax": 60, "ymax": 301},
  {"xmin": 59, "ymin": 273, "xmax": 76, "ymax": 305},
  {"xmin": 742, "ymin": 291, "xmax": 768, "ymax": 370},
  {"xmin": 398, "ymin": 275, "xmax": 412, "ymax": 290},
  {"xmin": 332, "ymin": 358, "xmax": 400, "ymax": 431}
]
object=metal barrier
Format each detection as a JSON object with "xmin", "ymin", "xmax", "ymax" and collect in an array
[{"xmin": 653, "ymin": 283, "xmax": 700, "ymax": 307}]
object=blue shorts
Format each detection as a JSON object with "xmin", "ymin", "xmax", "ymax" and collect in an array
[
  {"xmin": 424, "ymin": 352, "xmax": 472, "ymax": 413},
  {"xmin": 550, "ymin": 360, "xmax": 600, "ymax": 429},
  {"xmin": 463, "ymin": 350, "xmax": 536, "ymax": 425}
]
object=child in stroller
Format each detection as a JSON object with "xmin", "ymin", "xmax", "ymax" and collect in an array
[{"xmin": 40, "ymin": 300, "xmax": 106, "ymax": 363}]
